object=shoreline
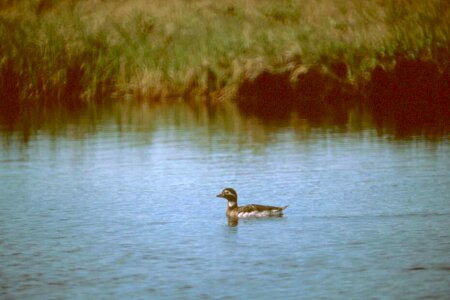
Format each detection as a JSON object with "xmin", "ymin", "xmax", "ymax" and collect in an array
[{"xmin": 1, "ymin": 0, "xmax": 449, "ymax": 124}]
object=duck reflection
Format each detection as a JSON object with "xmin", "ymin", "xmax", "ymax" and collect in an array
[{"xmin": 227, "ymin": 215, "xmax": 287, "ymax": 227}]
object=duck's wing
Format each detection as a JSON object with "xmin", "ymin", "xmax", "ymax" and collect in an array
[{"xmin": 236, "ymin": 204, "xmax": 288, "ymax": 217}]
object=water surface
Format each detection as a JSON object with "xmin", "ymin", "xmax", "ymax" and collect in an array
[{"xmin": 1, "ymin": 102, "xmax": 449, "ymax": 299}]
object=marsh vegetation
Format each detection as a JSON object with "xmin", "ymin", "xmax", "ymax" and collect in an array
[{"xmin": 0, "ymin": 0, "xmax": 449, "ymax": 133}]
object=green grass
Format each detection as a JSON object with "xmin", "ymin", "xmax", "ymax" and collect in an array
[{"xmin": 0, "ymin": 0, "xmax": 449, "ymax": 105}]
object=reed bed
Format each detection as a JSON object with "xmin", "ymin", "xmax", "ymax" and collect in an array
[{"xmin": 0, "ymin": 0, "xmax": 449, "ymax": 108}]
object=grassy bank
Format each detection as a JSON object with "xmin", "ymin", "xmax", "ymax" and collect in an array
[{"xmin": 0, "ymin": 0, "xmax": 449, "ymax": 108}]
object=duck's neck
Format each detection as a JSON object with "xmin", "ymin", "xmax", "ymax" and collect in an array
[{"xmin": 227, "ymin": 200, "xmax": 237, "ymax": 209}]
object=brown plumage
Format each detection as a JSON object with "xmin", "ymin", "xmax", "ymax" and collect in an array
[{"xmin": 216, "ymin": 188, "xmax": 288, "ymax": 218}]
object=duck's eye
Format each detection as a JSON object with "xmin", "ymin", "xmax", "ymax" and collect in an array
[{"xmin": 224, "ymin": 190, "xmax": 230, "ymax": 194}]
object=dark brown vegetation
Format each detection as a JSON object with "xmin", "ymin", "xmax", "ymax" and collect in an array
[
  {"xmin": 236, "ymin": 53, "xmax": 449, "ymax": 134},
  {"xmin": 367, "ymin": 56, "xmax": 450, "ymax": 133}
]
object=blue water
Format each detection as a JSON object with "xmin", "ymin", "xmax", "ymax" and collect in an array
[{"xmin": 1, "ymin": 104, "xmax": 450, "ymax": 299}]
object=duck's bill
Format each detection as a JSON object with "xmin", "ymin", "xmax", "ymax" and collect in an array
[{"xmin": 216, "ymin": 193, "xmax": 225, "ymax": 198}]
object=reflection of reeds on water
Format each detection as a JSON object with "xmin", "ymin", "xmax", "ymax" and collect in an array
[{"xmin": 1, "ymin": 98, "xmax": 447, "ymax": 149}]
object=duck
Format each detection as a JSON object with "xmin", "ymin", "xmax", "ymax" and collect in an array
[{"xmin": 216, "ymin": 188, "xmax": 288, "ymax": 218}]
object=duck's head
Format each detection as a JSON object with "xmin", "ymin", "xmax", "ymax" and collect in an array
[{"xmin": 216, "ymin": 188, "xmax": 238, "ymax": 202}]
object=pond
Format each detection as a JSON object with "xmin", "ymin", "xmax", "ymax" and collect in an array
[{"xmin": 1, "ymin": 102, "xmax": 449, "ymax": 299}]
